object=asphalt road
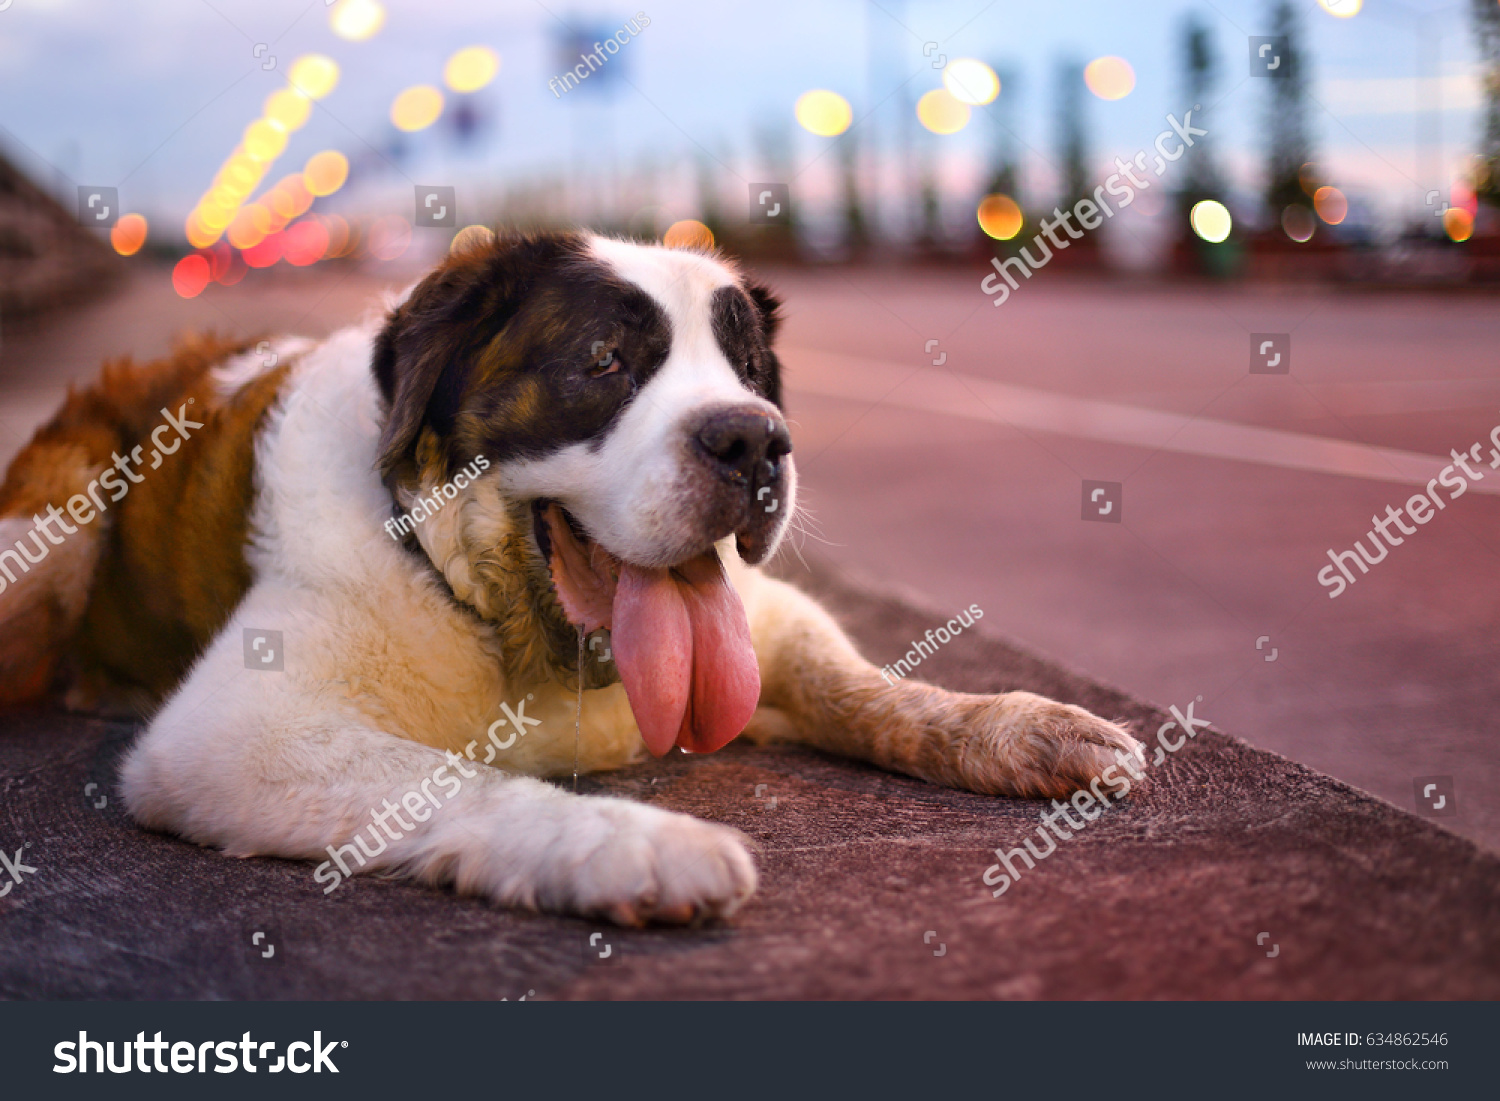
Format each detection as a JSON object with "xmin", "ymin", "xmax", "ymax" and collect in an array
[{"xmin": 3, "ymin": 260, "xmax": 1496, "ymax": 850}]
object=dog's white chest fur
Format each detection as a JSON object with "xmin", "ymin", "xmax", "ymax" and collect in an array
[{"xmin": 217, "ymin": 323, "xmax": 647, "ymax": 778}]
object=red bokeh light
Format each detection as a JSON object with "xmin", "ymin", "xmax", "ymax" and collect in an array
[
  {"xmin": 200, "ymin": 242, "xmax": 232, "ymax": 282},
  {"xmin": 218, "ymin": 248, "xmax": 247, "ymax": 286},
  {"xmin": 282, "ymin": 219, "xmax": 330, "ymax": 266},
  {"xmin": 172, "ymin": 254, "xmax": 211, "ymax": 298},
  {"xmin": 243, "ymin": 233, "xmax": 283, "ymax": 268}
]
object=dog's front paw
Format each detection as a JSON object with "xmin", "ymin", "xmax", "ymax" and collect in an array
[
  {"xmin": 956, "ymin": 691, "xmax": 1144, "ymax": 799},
  {"xmin": 550, "ymin": 800, "xmax": 757, "ymax": 926}
]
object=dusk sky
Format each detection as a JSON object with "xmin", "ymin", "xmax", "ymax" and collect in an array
[{"xmin": 0, "ymin": 0, "xmax": 1486, "ymax": 237}]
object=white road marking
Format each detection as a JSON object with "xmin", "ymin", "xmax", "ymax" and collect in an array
[{"xmin": 784, "ymin": 346, "xmax": 1500, "ymax": 497}]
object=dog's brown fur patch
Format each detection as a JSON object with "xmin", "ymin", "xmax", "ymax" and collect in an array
[{"xmin": 0, "ymin": 334, "xmax": 290, "ymax": 708}]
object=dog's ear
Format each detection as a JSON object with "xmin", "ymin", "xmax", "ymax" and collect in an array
[
  {"xmin": 373, "ymin": 232, "xmax": 580, "ymax": 481},
  {"xmin": 372, "ymin": 258, "xmax": 484, "ymax": 480},
  {"xmin": 745, "ymin": 279, "xmax": 782, "ymax": 342},
  {"xmin": 744, "ymin": 279, "xmax": 784, "ymax": 408}
]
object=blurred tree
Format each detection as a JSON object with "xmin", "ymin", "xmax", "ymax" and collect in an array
[
  {"xmin": 1055, "ymin": 60, "xmax": 1089, "ymax": 210},
  {"xmin": 1472, "ymin": 0, "xmax": 1500, "ymax": 206},
  {"xmin": 839, "ymin": 130, "xmax": 870, "ymax": 257},
  {"xmin": 1175, "ymin": 16, "xmax": 1220, "ymax": 211},
  {"xmin": 695, "ymin": 154, "xmax": 726, "ymax": 243},
  {"xmin": 981, "ymin": 65, "xmax": 1021, "ymax": 203},
  {"xmin": 753, "ymin": 122, "xmax": 799, "ymax": 236},
  {"xmin": 915, "ymin": 168, "xmax": 941, "ymax": 251},
  {"xmin": 1265, "ymin": 1, "xmax": 1313, "ymax": 219},
  {"xmin": 1175, "ymin": 16, "xmax": 1240, "ymax": 274}
]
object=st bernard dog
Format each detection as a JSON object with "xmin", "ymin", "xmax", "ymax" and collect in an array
[{"xmin": 0, "ymin": 231, "xmax": 1142, "ymax": 924}]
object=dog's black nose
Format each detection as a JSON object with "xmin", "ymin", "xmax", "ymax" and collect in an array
[{"xmin": 692, "ymin": 407, "xmax": 792, "ymax": 485}]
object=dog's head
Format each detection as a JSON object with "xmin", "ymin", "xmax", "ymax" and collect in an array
[{"xmin": 372, "ymin": 230, "xmax": 794, "ymax": 756}]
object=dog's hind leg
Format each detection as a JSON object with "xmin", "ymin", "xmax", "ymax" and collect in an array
[
  {"xmin": 0, "ymin": 424, "xmax": 116, "ymax": 705},
  {"xmin": 119, "ymin": 612, "xmax": 757, "ymax": 925},
  {"xmin": 733, "ymin": 567, "xmax": 1145, "ymax": 800}
]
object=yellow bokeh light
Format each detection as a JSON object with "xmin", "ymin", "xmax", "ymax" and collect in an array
[
  {"xmin": 1084, "ymin": 56, "xmax": 1136, "ymax": 100},
  {"xmin": 288, "ymin": 54, "xmax": 340, "ymax": 100},
  {"xmin": 391, "ymin": 85, "xmax": 444, "ymax": 132},
  {"xmin": 303, "ymin": 150, "xmax": 350, "ymax": 197},
  {"xmin": 1313, "ymin": 185, "xmax": 1348, "ymax": 224},
  {"xmin": 110, "ymin": 213, "xmax": 148, "ymax": 257},
  {"xmin": 663, "ymin": 219, "xmax": 714, "ymax": 250},
  {"xmin": 199, "ymin": 201, "xmax": 234, "ymax": 231},
  {"xmin": 450, "ymin": 224, "xmax": 497, "ymax": 254},
  {"xmin": 916, "ymin": 88, "xmax": 970, "ymax": 134},
  {"xmin": 445, "ymin": 46, "xmax": 500, "ymax": 93},
  {"xmin": 264, "ymin": 88, "xmax": 312, "ymax": 131},
  {"xmin": 1444, "ymin": 207, "xmax": 1473, "ymax": 242},
  {"xmin": 1298, "ymin": 162, "xmax": 1322, "ymax": 196},
  {"xmin": 227, "ymin": 204, "xmax": 272, "ymax": 250},
  {"xmin": 794, "ymin": 89, "xmax": 852, "ymax": 137},
  {"xmin": 225, "ymin": 155, "xmax": 262, "ymax": 191},
  {"xmin": 214, "ymin": 188, "xmax": 245, "ymax": 212},
  {"xmin": 1189, "ymin": 199, "xmax": 1232, "ymax": 243},
  {"xmin": 943, "ymin": 59, "xmax": 999, "ymax": 105},
  {"xmin": 244, "ymin": 119, "xmax": 289, "ymax": 162},
  {"xmin": 1317, "ymin": 0, "xmax": 1362, "ymax": 16},
  {"xmin": 977, "ymin": 194, "xmax": 1023, "ymax": 240},
  {"xmin": 185, "ymin": 213, "xmax": 220, "ymax": 249},
  {"xmin": 330, "ymin": 0, "xmax": 385, "ymax": 41}
]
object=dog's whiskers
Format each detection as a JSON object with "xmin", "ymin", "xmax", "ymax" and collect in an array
[{"xmin": 772, "ymin": 502, "xmax": 838, "ymax": 573}]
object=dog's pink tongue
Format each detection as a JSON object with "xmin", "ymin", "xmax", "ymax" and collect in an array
[{"xmin": 612, "ymin": 552, "xmax": 760, "ymax": 757}]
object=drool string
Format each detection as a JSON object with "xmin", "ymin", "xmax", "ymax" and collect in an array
[{"xmin": 574, "ymin": 628, "xmax": 583, "ymax": 792}]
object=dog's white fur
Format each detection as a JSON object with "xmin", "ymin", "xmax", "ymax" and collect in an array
[{"xmin": 119, "ymin": 238, "xmax": 1143, "ymax": 923}]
